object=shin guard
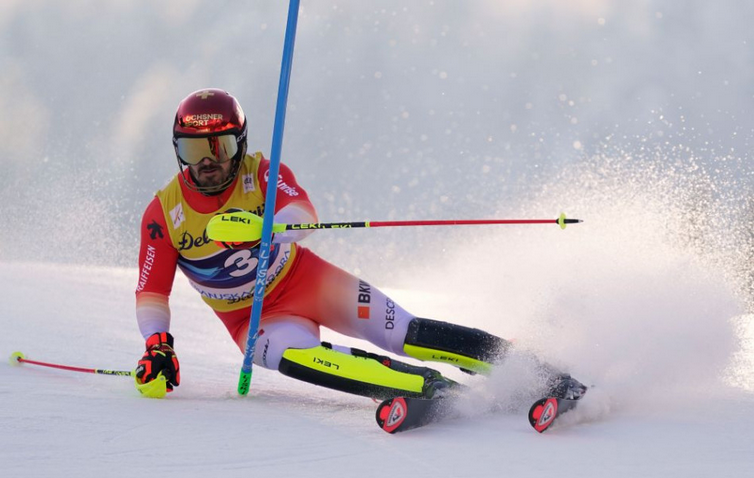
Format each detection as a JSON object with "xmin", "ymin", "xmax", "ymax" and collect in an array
[
  {"xmin": 278, "ymin": 345, "xmax": 431, "ymax": 400},
  {"xmin": 402, "ymin": 318, "xmax": 510, "ymax": 374}
]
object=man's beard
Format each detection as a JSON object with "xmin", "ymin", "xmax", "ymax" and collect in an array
[{"xmin": 194, "ymin": 163, "xmax": 230, "ymax": 188}]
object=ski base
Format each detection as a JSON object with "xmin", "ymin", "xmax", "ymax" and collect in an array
[{"xmin": 527, "ymin": 397, "xmax": 580, "ymax": 432}]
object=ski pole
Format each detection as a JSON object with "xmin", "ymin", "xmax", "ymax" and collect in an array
[
  {"xmin": 10, "ymin": 351, "xmax": 168, "ymax": 398},
  {"xmin": 9, "ymin": 351, "xmax": 133, "ymax": 376},
  {"xmin": 207, "ymin": 211, "xmax": 582, "ymax": 243}
]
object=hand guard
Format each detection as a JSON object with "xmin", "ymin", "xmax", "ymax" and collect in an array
[
  {"xmin": 135, "ymin": 332, "xmax": 180, "ymax": 395},
  {"xmin": 213, "ymin": 207, "xmax": 262, "ymax": 249},
  {"xmin": 212, "ymin": 208, "xmax": 285, "ymax": 249}
]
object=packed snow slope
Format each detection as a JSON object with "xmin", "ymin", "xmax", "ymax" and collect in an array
[
  {"xmin": 4, "ymin": 157, "xmax": 754, "ymax": 477},
  {"xmin": 2, "ymin": 1, "xmax": 754, "ymax": 477},
  {"xmin": 1, "ymin": 249, "xmax": 753, "ymax": 478}
]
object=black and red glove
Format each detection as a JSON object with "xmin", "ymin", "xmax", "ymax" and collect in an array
[{"xmin": 135, "ymin": 332, "xmax": 180, "ymax": 392}]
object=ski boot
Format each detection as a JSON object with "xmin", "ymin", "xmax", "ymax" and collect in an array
[
  {"xmin": 545, "ymin": 373, "xmax": 587, "ymax": 400},
  {"xmin": 421, "ymin": 369, "xmax": 462, "ymax": 399}
]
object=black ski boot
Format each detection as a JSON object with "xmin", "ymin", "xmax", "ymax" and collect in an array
[
  {"xmin": 421, "ymin": 370, "xmax": 461, "ymax": 399},
  {"xmin": 546, "ymin": 374, "xmax": 587, "ymax": 400}
]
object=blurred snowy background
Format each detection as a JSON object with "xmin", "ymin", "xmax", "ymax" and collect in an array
[
  {"xmin": 2, "ymin": 0, "xmax": 753, "ymax": 278},
  {"xmin": 2, "ymin": 2, "xmax": 754, "ymax": 476}
]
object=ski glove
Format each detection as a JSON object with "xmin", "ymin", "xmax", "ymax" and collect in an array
[{"xmin": 135, "ymin": 332, "xmax": 180, "ymax": 392}]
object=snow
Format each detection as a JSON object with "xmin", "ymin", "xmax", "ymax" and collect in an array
[
  {"xmin": 3, "ymin": 1, "xmax": 754, "ymax": 477},
  {"xmin": 2, "ymin": 260, "xmax": 753, "ymax": 477}
]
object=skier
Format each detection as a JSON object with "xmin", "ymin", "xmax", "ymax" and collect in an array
[{"xmin": 133, "ymin": 88, "xmax": 585, "ymax": 403}]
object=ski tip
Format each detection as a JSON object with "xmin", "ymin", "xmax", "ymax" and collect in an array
[
  {"xmin": 376, "ymin": 397, "xmax": 408, "ymax": 434},
  {"xmin": 9, "ymin": 351, "xmax": 25, "ymax": 366},
  {"xmin": 528, "ymin": 397, "xmax": 559, "ymax": 433}
]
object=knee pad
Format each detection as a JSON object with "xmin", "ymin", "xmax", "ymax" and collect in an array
[
  {"xmin": 402, "ymin": 318, "xmax": 509, "ymax": 374},
  {"xmin": 253, "ymin": 317, "xmax": 320, "ymax": 370}
]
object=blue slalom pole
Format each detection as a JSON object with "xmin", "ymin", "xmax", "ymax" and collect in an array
[{"xmin": 238, "ymin": 0, "xmax": 301, "ymax": 395}]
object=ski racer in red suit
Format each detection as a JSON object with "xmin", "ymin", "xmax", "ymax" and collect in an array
[{"xmin": 133, "ymin": 88, "xmax": 586, "ymax": 402}]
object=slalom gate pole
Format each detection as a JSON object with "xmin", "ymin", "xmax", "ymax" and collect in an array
[
  {"xmin": 238, "ymin": 0, "xmax": 301, "ymax": 396},
  {"xmin": 9, "ymin": 351, "xmax": 133, "ymax": 376}
]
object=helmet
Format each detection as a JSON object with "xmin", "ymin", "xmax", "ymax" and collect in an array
[{"xmin": 172, "ymin": 88, "xmax": 248, "ymax": 194}]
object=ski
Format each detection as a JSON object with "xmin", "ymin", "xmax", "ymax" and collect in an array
[
  {"xmin": 377, "ymin": 375, "xmax": 588, "ymax": 434},
  {"xmin": 527, "ymin": 396, "xmax": 581, "ymax": 433},
  {"xmin": 377, "ymin": 390, "xmax": 587, "ymax": 434},
  {"xmin": 375, "ymin": 396, "xmax": 459, "ymax": 434}
]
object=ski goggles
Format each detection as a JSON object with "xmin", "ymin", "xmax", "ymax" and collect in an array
[{"xmin": 174, "ymin": 134, "xmax": 240, "ymax": 165}]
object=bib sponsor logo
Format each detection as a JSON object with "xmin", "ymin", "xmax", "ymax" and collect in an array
[
  {"xmin": 242, "ymin": 174, "xmax": 255, "ymax": 193},
  {"xmin": 226, "ymin": 290, "xmax": 254, "ymax": 306},
  {"xmin": 177, "ymin": 229, "xmax": 212, "ymax": 251},
  {"xmin": 187, "ymin": 283, "xmax": 246, "ymax": 302},
  {"xmin": 169, "ymin": 203, "xmax": 185, "ymax": 229}
]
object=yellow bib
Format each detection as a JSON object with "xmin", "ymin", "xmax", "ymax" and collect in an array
[{"xmin": 156, "ymin": 153, "xmax": 296, "ymax": 312}]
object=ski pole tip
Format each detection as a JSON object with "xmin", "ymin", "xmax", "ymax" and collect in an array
[
  {"xmin": 557, "ymin": 213, "xmax": 567, "ymax": 229},
  {"xmin": 237, "ymin": 370, "xmax": 252, "ymax": 396},
  {"xmin": 9, "ymin": 351, "xmax": 25, "ymax": 366},
  {"xmin": 557, "ymin": 213, "xmax": 583, "ymax": 229}
]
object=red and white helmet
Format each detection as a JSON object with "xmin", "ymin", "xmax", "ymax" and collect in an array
[{"xmin": 172, "ymin": 88, "xmax": 248, "ymax": 194}]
